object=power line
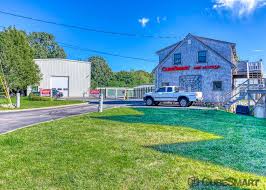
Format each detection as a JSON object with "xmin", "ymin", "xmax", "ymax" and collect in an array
[
  {"xmin": 59, "ymin": 42, "xmax": 157, "ymax": 63},
  {"xmin": 0, "ymin": 10, "xmax": 177, "ymax": 39},
  {"xmin": 0, "ymin": 25, "xmax": 157, "ymax": 63}
]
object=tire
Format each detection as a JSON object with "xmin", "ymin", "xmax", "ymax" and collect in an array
[
  {"xmin": 179, "ymin": 97, "xmax": 189, "ymax": 107},
  {"xmin": 154, "ymin": 101, "xmax": 160, "ymax": 106},
  {"xmin": 188, "ymin": 102, "xmax": 193, "ymax": 107},
  {"xmin": 145, "ymin": 97, "xmax": 154, "ymax": 106}
]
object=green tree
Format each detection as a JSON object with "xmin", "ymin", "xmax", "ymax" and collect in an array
[
  {"xmin": 88, "ymin": 56, "xmax": 113, "ymax": 89},
  {"xmin": 132, "ymin": 70, "xmax": 153, "ymax": 85},
  {"xmin": 109, "ymin": 70, "xmax": 153, "ymax": 87},
  {"xmin": 28, "ymin": 32, "xmax": 66, "ymax": 59},
  {"xmin": 0, "ymin": 27, "xmax": 41, "ymax": 92}
]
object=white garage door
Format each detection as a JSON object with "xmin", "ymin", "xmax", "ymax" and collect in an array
[{"xmin": 50, "ymin": 76, "xmax": 69, "ymax": 97}]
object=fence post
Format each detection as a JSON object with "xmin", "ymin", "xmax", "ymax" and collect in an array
[
  {"xmin": 16, "ymin": 92, "xmax": 20, "ymax": 108},
  {"xmin": 98, "ymin": 93, "xmax": 103, "ymax": 112}
]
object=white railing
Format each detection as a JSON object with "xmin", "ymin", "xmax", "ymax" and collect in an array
[
  {"xmin": 248, "ymin": 61, "xmax": 263, "ymax": 71},
  {"xmin": 224, "ymin": 78, "xmax": 266, "ymax": 108}
]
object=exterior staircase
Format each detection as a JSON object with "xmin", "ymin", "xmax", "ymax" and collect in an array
[{"xmin": 223, "ymin": 78, "xmax": 266, "ymax": 110}]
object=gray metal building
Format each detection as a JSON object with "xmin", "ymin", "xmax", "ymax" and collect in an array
[{"xmin": 29, "ymin": 59, "xmax": 91, "ymax": 97}]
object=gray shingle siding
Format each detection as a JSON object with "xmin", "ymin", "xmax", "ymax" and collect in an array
[
  {"xmin": 197, "ymin": 38, "xmax": 234, "ymax": 62},
  {"xmin": 155, "ymin": 34, "xmax": 233, "ymax": 103},
  {"xmin": 158, "ymin": 45, "xmax": 177, "ymax": 62}
]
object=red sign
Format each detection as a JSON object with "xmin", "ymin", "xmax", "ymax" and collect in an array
[
  {"xmin": 90, "ymin": 89, "xmax": 100, "ymax": 95},
  {"xmin": 194, "ymin": 65, "xmax": 220, "ymax": 70},
  {"xmin": 162, "ymin": 65, "xmax": 220, "ymax": 72},
  {"xmin": 162, "ymin": 66, "xmax": 190, "ymax": 72},
  {"xmin": 40, "ymin": 89, "xmax": 51, "ymax": 97}
]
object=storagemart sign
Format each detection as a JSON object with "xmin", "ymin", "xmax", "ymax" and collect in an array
[{"xmin": 162, "ymin": 65, "xmax": 220, "ymax": 72}]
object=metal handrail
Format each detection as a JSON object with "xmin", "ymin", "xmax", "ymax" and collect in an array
[{"xmin": 224, "ymin": 79, "xmax": 249, "ymax": 99}]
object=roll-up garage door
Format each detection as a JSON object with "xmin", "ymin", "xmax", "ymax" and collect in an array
[{"xmin": 50, "ymin": 76, "xmax": 69, "ymax": 97}]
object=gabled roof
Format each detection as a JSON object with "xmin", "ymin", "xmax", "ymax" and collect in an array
[
  {"xmin": 193, "ymin": 35, "xmax": 236, "ymax": 46},
  {"xmin": 156, "ymin": 42, "xmax": 181, "ymax": 54},
  {"xmin": 153, "ymin": 33, "xmax": 236, "ymax": 73}
]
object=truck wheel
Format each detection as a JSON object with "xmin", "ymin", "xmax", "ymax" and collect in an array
[
  {"xmin": 188, "ymin": 102, "xmax": 193, "ymax": 107},
  {"xmin": 179, "ymin": 98, "xmax": 189, "ymax": 107},
  {"xmin": 154, "ymin": 102, "xmax": 160, "ymax": 106},
  {"xmin": 145, "ymin": 97, "xmax": 154, "ymax": 106}
]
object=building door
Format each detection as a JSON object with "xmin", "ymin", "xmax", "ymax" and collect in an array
[
  {"xmin": 50, "ymin": 76, "xmax": 69, "ymax": 97},
  {"xmin": 179, "ymin": 75, "xmax": 202, "ymax": 92}
]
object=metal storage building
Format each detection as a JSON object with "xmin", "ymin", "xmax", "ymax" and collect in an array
[{"xmin": 29, "ymin": 59, "xmax": 91, "ymax": 97}]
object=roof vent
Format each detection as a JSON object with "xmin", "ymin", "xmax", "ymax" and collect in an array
[{"xmin": 188, "ymin": 40, "xmax": 191, "ymax": 45}]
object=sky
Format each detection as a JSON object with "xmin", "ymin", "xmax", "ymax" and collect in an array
[{"xmin": 0, "ymin": 0, "xmax": 266, "ymax": 73}]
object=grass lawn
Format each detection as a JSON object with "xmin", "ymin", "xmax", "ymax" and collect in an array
[
  {"xmin": 0, "ymin": 97, "xmax": 83, "ymax": 110},
  {"xmin": 0, "ymin": 108, "xmax": 265, "ymax": 189}
]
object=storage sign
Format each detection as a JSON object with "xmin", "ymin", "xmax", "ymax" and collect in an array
[
  {"xmin": 162, "ymin": 65, "xmax": 220, "ymax": 72},
  {"xmin": 40, "ymin": 89, "xmax": 51, "ymax": 97}
]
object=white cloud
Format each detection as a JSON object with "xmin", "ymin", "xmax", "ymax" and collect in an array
[
  {"xmin": 213, "ymin": 0, "xmax": 266, "ymax": 16},
  {"xmin": 156, "ymin": 16, "xmax": 167, "ymax": 24},
  {"xmin": 253, "ymin": 49, "xmax": 264, "ymax": 52},
  {"xmin": 138, "ymin": 17, "xmax": 149, "ymax": 27}
]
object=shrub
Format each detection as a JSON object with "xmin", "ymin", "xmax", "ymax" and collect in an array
[{"xmin": 28, "ymin": 93, "xmax": 53, "ymax": 101}]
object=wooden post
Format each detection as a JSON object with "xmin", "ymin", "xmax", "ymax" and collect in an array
[
  {"xmin": 16, "ymin": 92, "xmax": 20, "ymax": 108},
  {"xmin": 98, "ymin": 93, "xmax": 103, "ymax": 112}
]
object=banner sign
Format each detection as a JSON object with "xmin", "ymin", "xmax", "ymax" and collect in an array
[
  {"xmin": 90, "ymin": 89, "xmax": 100, "ymax": 95},
  {"xmin": 40, "ymin": 89, "xmax": 51, "ymax": 97},
  {"xmin": 162, "ymin": 65, "xmax": 220, "ymax": 72}
]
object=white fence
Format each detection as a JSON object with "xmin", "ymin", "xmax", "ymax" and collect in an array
[{"xmin": 96, "ymin": 85, "xmax": 155, "ymax": 99}]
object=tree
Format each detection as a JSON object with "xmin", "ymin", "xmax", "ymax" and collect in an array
[
  {"xmin": 28, "ymin": 32, "xmax": 66, "ymax": 59},
  {"xmin": 0, "ymin": 27, "xmax": 41, "ymax": 92},
  {"xmin": 109, "ymin": 70, "xmax": 153, "ymax": 87},
  {"xmin": 132, "ymin": 70, "xmax": 153, "ymax": 86},
  {"xmin": 88, "ymin": 56, "xmax": 113, "ymax": 89}
]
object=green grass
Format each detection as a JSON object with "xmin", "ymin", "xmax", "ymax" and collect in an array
[
  {"xmin": 0, "ymin": 108, "xmax": 265, "ymax": 189},
  {"xmin": 0, "ymin": 97, "xmax": 83, "ymax": 110}
]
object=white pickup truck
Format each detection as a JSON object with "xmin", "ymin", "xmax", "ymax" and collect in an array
[{"xmin": 143, "ymin": 86, "xmax": 203, "ymax": 107}]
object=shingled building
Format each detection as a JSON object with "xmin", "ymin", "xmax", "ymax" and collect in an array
[{"xmin": 153, "ymin": 33, "xmax": 263, "ymax": 102}]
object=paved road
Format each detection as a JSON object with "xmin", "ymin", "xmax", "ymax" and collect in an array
[
  {"xmin": 0, "ymin": 103, "xmax": 121, "ymax": 134},
  {"xmin": 0, "ymin": 99, "xmax": 210, "ymax": 134}
]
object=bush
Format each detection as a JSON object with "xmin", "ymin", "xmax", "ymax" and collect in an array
[{"xmin": 28, "ymin": 93, "xmax": 53, "ymax": 101}]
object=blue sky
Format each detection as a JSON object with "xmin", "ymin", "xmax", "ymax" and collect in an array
[{"xmin": 0, "ymin": 0, "xmax": 266, "ymax": 72}]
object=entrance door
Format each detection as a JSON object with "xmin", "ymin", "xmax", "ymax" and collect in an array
[{"xmin": 50, "ymin": 76, "xmax": 69, "ymax": 97}]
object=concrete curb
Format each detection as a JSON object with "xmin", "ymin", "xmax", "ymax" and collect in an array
[
  {"xmin": 131, "ymin": 105, "xmax": 218, "ymax": 110},
  {"xmin": 0, "ymin": 102, "xmax": 89, "ymax": 113}
]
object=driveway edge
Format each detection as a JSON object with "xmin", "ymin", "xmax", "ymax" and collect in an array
[{"xmin": 0, "ymin": 102, "xmax": 89, "ymax": 113}]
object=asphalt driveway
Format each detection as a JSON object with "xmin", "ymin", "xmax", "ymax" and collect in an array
[
  {"xmin": 0, "ymin": 103, "xmax": 120, "ymax": 134},
  {"xmin": 0, "ymin": 99, "xmax": 209, "ymax": 135}
]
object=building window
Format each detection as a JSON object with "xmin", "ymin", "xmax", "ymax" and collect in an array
[
  {"xmin": 213, "ymin": 81, "xmax": 223, "ymax": 91},
  {"xmin": 198, "ymin": 51, "xmax": 207, "ymax": 63},
  {"xmin": 174, "ymin": 53, "xmax": 181, "ymax": 65}
]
